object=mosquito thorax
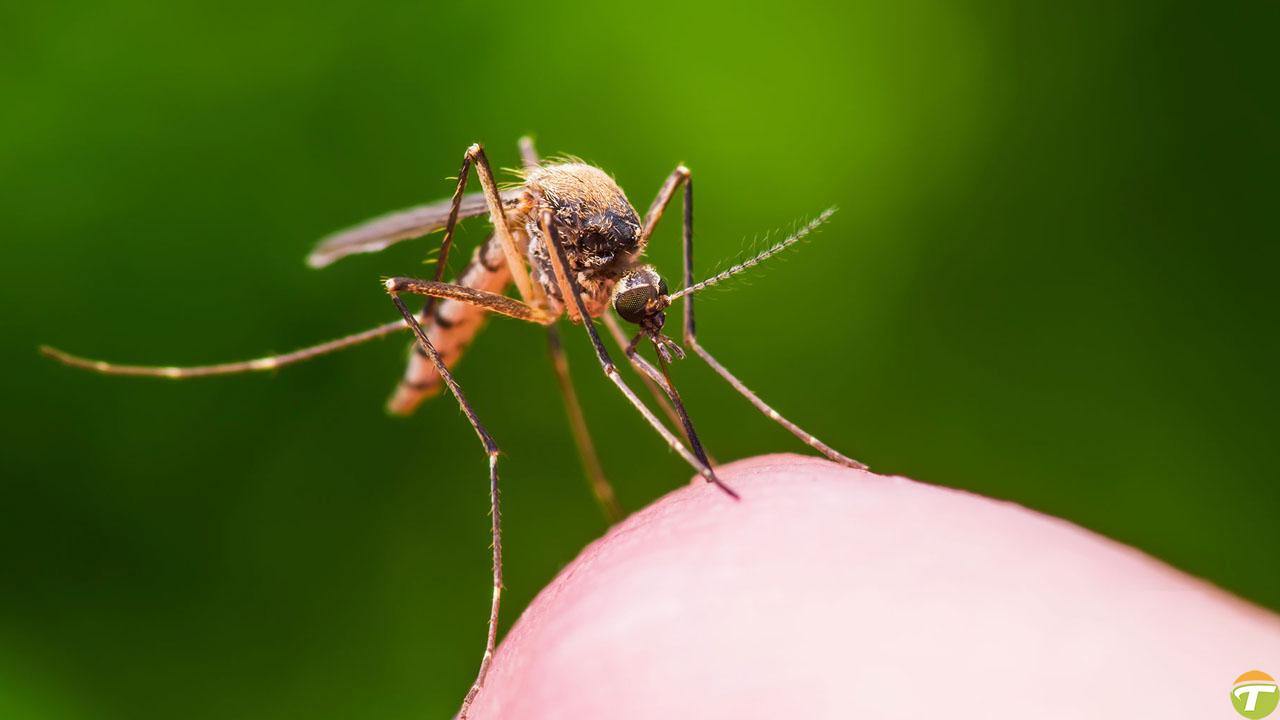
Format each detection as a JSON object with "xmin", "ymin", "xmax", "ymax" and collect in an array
[
  {"xmin": 611, "ymin": 265, "xmax": 669, "ymax": 330},
  {"xmin": 522, "ymin": 163, "xmax": 644, "ymax": 318}
]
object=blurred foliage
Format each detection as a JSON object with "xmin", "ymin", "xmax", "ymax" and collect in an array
[{"xmin": 1, "ymin": 0, "xmax": 1276, "ymax": 717}]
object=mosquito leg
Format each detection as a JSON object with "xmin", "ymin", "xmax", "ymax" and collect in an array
[
  {"xmin": 40, "ymin": 320, "xmax": 408, "ymax": 378},
  {"xmin": 545, "ymin": 326, "xmax": 623, "ymax": 523},
  {"xmin": 384, "ymin": 286, "xmax": 504, "ymax": 720},
  {"xmin": 383, "ymin": 277, "xmax": 554, "ymax": 325},
  {"xmin": 602, "ymin": 312, "xmax": 717, "ymax": 465},
  {"xmin": 385, "ymin": 147, "xmax": 487, "ymax": 414},
  {"xmin": 420, "ymin": 142, "xmax": 541, "ymax": 313},
  {"xmin": 467, "ymin": 143, "xmax": 542, "ymax": 307},
  {"xmin": 672, "ymin": 169, "xmax": 867, "ymax": 469},
  {"xmin": 392, "ymin": 148, "xmax": 545, "ymax": 708},
  {"xmin": 638, "ymin": 164, "xmax": 690, "ymax": 247},
  {"xmin": 538, "ymin": 210, "xmax": 737, "ymax": 498},
  {"xmin": 414, "ymin": 148, "xmax": 483, "ymax": 328},
  {"xmin": 601, "ymin": 312, "xmax": 687, "ymax": 440},
  {"xmin": 618, "ymin": 330, "xmax": 719, "ymax": 474}
]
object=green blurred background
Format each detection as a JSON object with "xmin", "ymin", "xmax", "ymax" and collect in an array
[{"xmin": 2, "ymin": 0, "xmax": 1276, "ymax": 717}]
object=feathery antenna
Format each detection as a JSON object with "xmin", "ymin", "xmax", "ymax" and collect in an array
[{"xmin": 667, "ymin": 207, "xmax": 836, "ymax": 302}]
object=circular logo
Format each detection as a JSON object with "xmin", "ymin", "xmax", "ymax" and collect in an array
[{"xmin": 1232, "ymin": 670, "xmax": 1279, "ymax": 719}]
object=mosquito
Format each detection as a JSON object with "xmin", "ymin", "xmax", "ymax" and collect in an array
[{"xmin": 40, "ymin": 136, "xmax": 865, "ymax": 718}]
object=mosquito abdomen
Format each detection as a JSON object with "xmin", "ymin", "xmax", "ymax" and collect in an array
[{"xmin": 387, "ymin": 235, "xmax": 511, "ymax": 415}]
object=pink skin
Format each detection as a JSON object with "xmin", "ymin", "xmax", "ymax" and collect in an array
[{"xmin": 469, "ymin": 454, "xmax": 1280, "ymax": 719}]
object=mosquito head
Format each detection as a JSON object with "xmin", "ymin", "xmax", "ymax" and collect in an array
[{"xmin": 612, "ymin": 264, "xmax": 671, "ymax": 335}]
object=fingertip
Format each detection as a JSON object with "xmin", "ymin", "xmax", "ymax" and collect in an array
[{"xmin": 470, "ymin": 453, "xmax": 1280, "ymax": 719}]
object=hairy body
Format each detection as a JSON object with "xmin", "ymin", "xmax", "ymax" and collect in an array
[{"xmin": 390, "ymin": 163, "xmax": 643, "ymax": 415}]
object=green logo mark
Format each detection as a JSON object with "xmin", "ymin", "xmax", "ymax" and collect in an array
[{"xmin": 1233, "ymin": 670, "xmax": 1279, "ymax": 719}]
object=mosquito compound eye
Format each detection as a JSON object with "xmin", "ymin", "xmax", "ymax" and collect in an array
[
  {"xmin": 611, "ymin": 264, "xmax": 665, "ymax": 324},
  {"xmin": 613, "ymin": 284, "xmax": 655, "ymax": 323}
]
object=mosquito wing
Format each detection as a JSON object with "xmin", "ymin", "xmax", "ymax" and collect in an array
[{"xmin": 307, "ymin": 190, "xmax": 523, "ymax": 269}]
